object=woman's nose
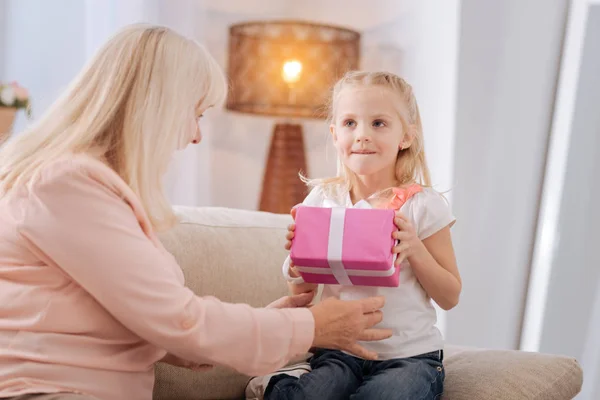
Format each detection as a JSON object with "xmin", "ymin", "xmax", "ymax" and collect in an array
[{"xmin": 192, "ymin": 125, "xmax": 202, "ymax": 144}]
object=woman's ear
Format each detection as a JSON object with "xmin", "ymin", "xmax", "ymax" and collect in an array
[{"xmin": 330, "ymin": 124, "xmax": 337, "ymax": 144}]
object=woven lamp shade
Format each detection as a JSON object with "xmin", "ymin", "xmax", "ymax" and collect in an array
[
  {"xmin": 225, "ymin": 21, "xmax": 360, "ymax": 214},
  {"xmin": 226, "ymin": 21, "xmax": 360, "ymax": 119}
]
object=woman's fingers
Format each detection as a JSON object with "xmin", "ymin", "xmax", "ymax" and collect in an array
[
  {"xmin": 345, "ymin": 343, "xmax": 379, "ymax": 361},
  {"xmin": 357, "ymin": 296, "xmax": 386, "ymax": 315},
  {"xmin": 358, "ymin": 328, "xmax": 394, "ymax": 342},
  {"xmin": 266, "ymin": 291, "xmax": 315, "ymax": 309},
  {"xmin": 309, "ymin": 296, "xmax": 389, "ymax": 362}
]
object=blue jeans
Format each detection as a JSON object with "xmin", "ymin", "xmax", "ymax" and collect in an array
[{"xmin": 264, "ymin": 349, "xmax": 444, "ymax": 400}]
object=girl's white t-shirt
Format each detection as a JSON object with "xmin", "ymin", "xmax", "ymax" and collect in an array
[{"xmin": 283, "ymin": 185, "xmax": 456, "ymax": 360}]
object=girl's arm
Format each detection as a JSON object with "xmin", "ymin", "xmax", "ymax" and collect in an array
[
  {"xmin": 286, "ymin": 258, "xmax": 319, "ymax": 295},
  {"xmin": 394, "ymin": 215, "xmax": 461, "ymax": 310}
]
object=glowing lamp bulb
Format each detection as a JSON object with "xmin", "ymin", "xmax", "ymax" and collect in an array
[{"xmin": 282, "ymin": 60, "xmax": 302, "ymax": 84}]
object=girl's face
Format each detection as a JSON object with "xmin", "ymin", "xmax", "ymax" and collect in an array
[{"xmin": 331, "ymin": 86, "xmax": 413, "ymax": 180}]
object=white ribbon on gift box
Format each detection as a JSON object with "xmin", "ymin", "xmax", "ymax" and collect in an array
[{"xmin": 326, "ymin": 207, "xmax": 353, "ymax": 286}]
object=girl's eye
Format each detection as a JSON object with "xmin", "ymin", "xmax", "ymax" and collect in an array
[
  {"xmin": 373, "ymin": 120, "xmax": 386, "ymax": 128},
  {"xmin": 343, "ymin": 120, "xmax": 356, "ymax": 128}
]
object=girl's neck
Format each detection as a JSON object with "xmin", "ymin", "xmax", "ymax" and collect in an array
[{"xmin": 349, "ymin": 172, "xmax": 399, "ymax": 204}]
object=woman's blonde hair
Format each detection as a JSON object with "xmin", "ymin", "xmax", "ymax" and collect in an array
[
  {"xmin": 304, "ymin": 71, "xmax": 431, "ymax": 199},
  {"xmin": 0, "ymin": 23, "xmax": 227, "ymax": 231}
]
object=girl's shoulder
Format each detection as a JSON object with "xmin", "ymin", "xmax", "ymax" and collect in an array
[
  {"xmin": 404, "ymin": 186, "xmax": 455, "ymax": 240},
  {"xmin": 410, "ymin": 186, "xmax": 449, "ymax": 207}
]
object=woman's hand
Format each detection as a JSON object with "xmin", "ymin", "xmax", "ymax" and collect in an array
[
  {"xmin": 392, "ymin": 212, "xmax": 426, "ymax": 266},
  {"xmin": 266, "ymin": 291, "xmax": 315, "ymax": 309},
  {"xmin": 309, "ymin": 296, "xmax": 392, "ymax": 360},
  {"xmin": 160, "ymin": 353, "xmax": 213, "ymax": 371}
]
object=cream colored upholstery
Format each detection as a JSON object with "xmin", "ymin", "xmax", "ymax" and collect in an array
[{"xmin": 153, "ymin": 206, "xmax": 583, "ymax": 400}]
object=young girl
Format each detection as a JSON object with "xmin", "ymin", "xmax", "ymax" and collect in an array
[{"xmin": 246, "ymin": 71, "xmax": 462, "ymax": 400}]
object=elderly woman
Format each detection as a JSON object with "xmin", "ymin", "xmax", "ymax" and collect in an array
[{"xmin": 0, "ymin": 24, "xmax": 390, "ymax": 400}]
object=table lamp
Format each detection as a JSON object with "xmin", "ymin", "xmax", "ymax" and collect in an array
[{"xmin": 226, "ymin": 20, "xmax": 360, "ymax": 214}]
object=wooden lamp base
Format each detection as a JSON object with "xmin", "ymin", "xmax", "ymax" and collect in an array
[{"xmin": 259, "ymin": 123, "xmax": 308, "ymax": 214}]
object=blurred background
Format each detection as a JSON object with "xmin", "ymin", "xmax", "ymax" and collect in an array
[{"xmin": 1, "ymin": 0, "xmax": 598, "ymax": 397}]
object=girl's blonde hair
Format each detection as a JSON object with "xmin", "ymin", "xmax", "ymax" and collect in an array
[
  {"xmin": 305, "ymin": 71, "xmax": 431, "ymax": 198},
  {"xmin": 0, "ymin": 23, "xmax": 227, "ymax": 231}
]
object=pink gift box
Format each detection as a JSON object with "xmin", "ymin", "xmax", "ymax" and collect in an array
[{"xmin": 290, "ymin": 206, "xmax": 399, "ymax": 287}]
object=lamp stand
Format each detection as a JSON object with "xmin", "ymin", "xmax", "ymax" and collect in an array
[{"xmin": 259, "ymin": 122, "xmax": 308, "ymax": 214}]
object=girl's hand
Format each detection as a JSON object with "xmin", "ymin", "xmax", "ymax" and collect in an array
[
  {"xmin": 284, "ymin": 222, "xmax": 295, "ymax": 251},
  {"xmin": 285, "ymin": 206, "xmax": 304, "ymax": 279},
  {"xmin": 284, "ymin": 205, "xmax": 299, "ymax": 251},
  {"xmin": 392, "ymin": 212, "xmax": 426, "ymax": 266}
]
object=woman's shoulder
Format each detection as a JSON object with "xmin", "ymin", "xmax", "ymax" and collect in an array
[{"xmin": 32, "ymin": 153, "xmax": 132, "ymax": 199}]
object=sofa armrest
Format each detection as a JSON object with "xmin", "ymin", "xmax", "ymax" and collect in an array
[{"xmin": 443, "ymin": 345, "xmax": 583, "ymax": 400}]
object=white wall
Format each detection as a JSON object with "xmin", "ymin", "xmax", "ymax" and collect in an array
[
  {"xmin": 0, "ymin": 1, "xmax": 6, "ymax": 80},
  {"xmin": 2, "ymin": 0, "xmax": 87, "ymax": 131},
  {"xmin": 447, "ymin": 0, "xmax": 569, "ymax": 349}
]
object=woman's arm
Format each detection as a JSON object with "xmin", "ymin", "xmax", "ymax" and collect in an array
[
  {"xmin": 160, "ymin": 353, "xmax": 212, "ymax": 371},
  {"xmin": 19, "ymin": 165, "xmax": 314, "ymax": 376}
]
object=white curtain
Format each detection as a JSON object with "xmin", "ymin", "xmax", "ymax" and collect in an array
[{"xmin": 447, "ymin": 0, "xmax": 570, "ymax": 349}]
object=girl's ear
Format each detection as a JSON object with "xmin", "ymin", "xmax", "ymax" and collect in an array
[{"xmin": 400, "ymin": 124, "xmax": 417, "ymax": 150}]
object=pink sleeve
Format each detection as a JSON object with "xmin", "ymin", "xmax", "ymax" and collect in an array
[{"xmin": 17, "ymin": 165, "xmax": 314, "ymax": 376}]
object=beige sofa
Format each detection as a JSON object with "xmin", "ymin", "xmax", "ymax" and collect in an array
[{"xmin": 153, "ymin": 206, "xmax": 583, "ymax": 400}]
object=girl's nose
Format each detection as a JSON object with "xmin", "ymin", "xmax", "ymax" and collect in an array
[{"xmin": 355, "ymin": 128, "xmax": 372, "ymax": 143}]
